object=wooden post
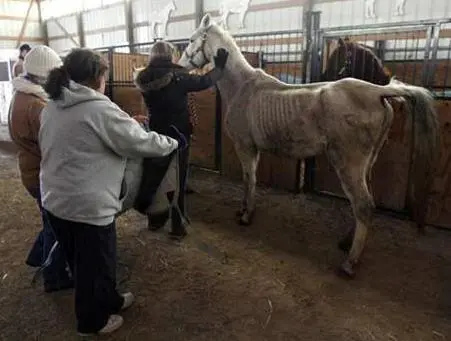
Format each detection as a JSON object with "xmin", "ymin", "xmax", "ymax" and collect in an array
[
  {"xmin": 195, "ymin": 0, "xmax": 204, "ymax": 27},
  {"xmin": 124, "ymin": 0, "xmax": 135, "ymax": 52},
  {"xmin": 76, "ymin": 13, "xmax": 85, "ymax": 47},
  {"xmin": 16, "ymin": 0, "xmax": 35, "ymax": 48},
  {"xmin": 36, "ymin": 0, "xmax": 48, "ymax": 46}
]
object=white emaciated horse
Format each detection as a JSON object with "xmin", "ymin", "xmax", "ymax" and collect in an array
[{"xmin": 178, "ymin": 14, "xmax": 440, "ymax": 277}]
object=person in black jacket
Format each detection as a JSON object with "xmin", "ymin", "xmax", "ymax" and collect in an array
[{"xmin": 134, "ymin": 41, "xmax": 229, "ymax": 239}]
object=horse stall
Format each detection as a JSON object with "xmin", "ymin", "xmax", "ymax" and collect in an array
[{"xmin": 315, "ymin": 22, "xmax": 451, "ymax": 229}]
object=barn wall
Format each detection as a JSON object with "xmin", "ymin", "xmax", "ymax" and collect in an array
[
  {"xmin": 83, "ymin": 3, "xmax": 128, "ymax": 49},
  {"xmin": 47, "ymin": 15, "xmax": 79, "ymax": 53},
  {"xmin": 132, "ymin": 0, "xmax": 196, "ymax": 42},
  {"xmin": 0, "ymin": 0, "xmax": 43, "ymax": 50},
  {"xmin": 314, "ymin": 0, "xmax": 451, "ymax": 28}
]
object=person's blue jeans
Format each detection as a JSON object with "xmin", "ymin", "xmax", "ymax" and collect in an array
[{"xmin": 25, "ymin": 188, "xmax": 73, "ymax": 292}]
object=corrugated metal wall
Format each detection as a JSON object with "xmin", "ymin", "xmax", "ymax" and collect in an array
[
  {"xmin": 44, "ymin": 0, "xmax": 451, "ymax": 54},
  {"xmin": 315, "ymin": 0, "xmax": 451, "ymax": 28},
  {"xmin": 0, "ymin": 0, "xmax": 43, "ymax": 50}
]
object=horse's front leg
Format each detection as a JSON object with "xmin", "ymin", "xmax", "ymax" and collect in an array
[
  {"xmin": 236, "ymin": 171, "xmax": 249, "ymax": 217},
  {"xmin": 235, "ymin": 144, "xmax": 260, "ymax": 225}
]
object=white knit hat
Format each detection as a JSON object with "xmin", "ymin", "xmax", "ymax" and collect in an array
[{"xmin": 24, "ymin": 45, "xmax": 62, "ymax": 79}]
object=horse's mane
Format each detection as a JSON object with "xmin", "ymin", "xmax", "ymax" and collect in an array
[{"xmin": 209, "ymin": 23, "xmax": 254, "ymax": 68}]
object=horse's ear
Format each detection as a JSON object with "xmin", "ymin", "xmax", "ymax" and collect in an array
[
  {"xmin": 201, "ymin": 13, "xmax": 211, "ymax": 28},
  {"xmin": 338, "ymin": 38, "xmax": 345, "ymax": 46}
]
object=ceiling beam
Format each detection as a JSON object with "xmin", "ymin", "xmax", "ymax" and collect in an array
[
  {"xmin": 36, "ymin": 0, "xmax": 48, "ymax": 45},
  {"xmin": 76, "ymin": 13, "xmax": 85, "ymax": 47},
  {"xmin": 124, "ymin": 0, "xmax": 135, "ymax": 51},
  {"xmin": 0, "ymin": 15, "xmax": 39, "ymax": 23},
  {"xmin": 16, "ymin": 0, "xmax": 35, "ymax": 48},
  {"xmin": 195, "ymin": 0, "xmax": 204, "ymax": 27},
  {"xmin": 50, "ymin": 17, "xmax": 80, "ymax": 47}
]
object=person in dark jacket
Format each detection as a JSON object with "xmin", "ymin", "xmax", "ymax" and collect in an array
[{"xmin": 134, "ymin": 41, "xmax": 229, "ymax": 239}]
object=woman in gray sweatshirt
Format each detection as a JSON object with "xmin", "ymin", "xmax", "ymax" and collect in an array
[{"xmin": 39, "ymin": 48, "xmax": 179, "ymax": 336}]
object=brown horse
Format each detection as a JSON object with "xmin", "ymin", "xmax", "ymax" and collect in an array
[{"xmin": 322, "ymin": 37, "xmax": 391, "ymax": 85}]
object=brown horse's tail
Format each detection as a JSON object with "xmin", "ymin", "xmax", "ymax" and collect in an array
[{"xmin": 382, "ymin": 78, "xmax": 440, "ymax": 232}]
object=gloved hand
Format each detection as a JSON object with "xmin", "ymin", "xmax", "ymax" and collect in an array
[
  {"xmin": 169, "ymin": 125, "xmax": 188, "ymax": 150},
  {"xmin": 214, "ymin": 48, "xmax": 229, "ymax": 69}
]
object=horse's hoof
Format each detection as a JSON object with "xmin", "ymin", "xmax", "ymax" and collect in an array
[
  {"xmin": 338, "ymin": 238, "xmax": 352, "ymax": 253},
  {"xmin": 238, "ymin": 215, "xmax": 251, "ymax": 226},
  {"xmin": 337, "ymin": 261, "xmax": 356, "ymax": 279}
]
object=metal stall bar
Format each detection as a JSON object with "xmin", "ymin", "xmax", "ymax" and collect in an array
[{"xmin": 301, "ymin": 11, "xmax": 321, "ymax": 193}]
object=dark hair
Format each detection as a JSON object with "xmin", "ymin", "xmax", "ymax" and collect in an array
[
  {"xmin": 19, "ymin": 44, "xmax": 31, "ymax": 53},
  {"xmin": 44, "ymin": 48, "xmax": 109, "ymax": 100}
]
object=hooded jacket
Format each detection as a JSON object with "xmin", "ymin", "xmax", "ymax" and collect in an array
[
  {"xmin": 39, "ymin": 81, "xmax": 178, "ymax": 226},
  {"xmin": 8, "ymin": 76, "xmax": 49, "ymax": 193},
  {"xmin": 134, "ymin": 58, "xmax": 223, "ymax": 138}
]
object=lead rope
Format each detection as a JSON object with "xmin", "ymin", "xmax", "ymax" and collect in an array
[
  {"xmin": 31, "ymin": 240, "xmax": 60, "ymax": 286},
  {"xmin": 167, "ymin": 125, "xmax": 189, "ymax": 228}
]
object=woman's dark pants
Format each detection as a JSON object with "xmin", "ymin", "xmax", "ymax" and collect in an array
[
  {"xmin": 44, "ymin": 210, "xmax": 124, "ymax": 334},
  {"xmin": 25, "ymin": 188, "xmax": 72, "ymax": 292}
]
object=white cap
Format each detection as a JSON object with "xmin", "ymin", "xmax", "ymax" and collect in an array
[{"xmin": 24, "ymin": 45, "xmax": 62, "ymax": 79}]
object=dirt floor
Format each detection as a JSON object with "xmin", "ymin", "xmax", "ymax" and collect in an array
[{"xmin": 0, "ymin": 142, "xmax": 451, "ymax": 341}]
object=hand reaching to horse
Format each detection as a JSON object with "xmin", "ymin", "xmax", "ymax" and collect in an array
[{"xmin": 214, "ymin": 48, "xmax": 229, "ymax": 69}]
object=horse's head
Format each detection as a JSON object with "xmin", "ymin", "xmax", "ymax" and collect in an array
[
  {"xmin": 322, "ymin": 37, "xmax": 353, "ymax": 81},
  {"xmin": 322, "ymin": 37, "xmax": 391, "ymax": 85},
  {"xmin": 178, "ymin": 13, "xmax": 225, "ymax": 71}
]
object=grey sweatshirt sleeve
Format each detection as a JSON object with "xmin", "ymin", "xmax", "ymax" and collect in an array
[{"xmin": 92, "ymin": 102, "xmax": 179, "ymax": 158}]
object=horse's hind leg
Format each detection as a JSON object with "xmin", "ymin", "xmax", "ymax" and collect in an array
[
  {"xmin": 235, "ymin": 144, "xmax": 260, "ymax": 225},
  {"xmin": 329, "ymin": 148, "xmax": 375, "ymax": 278},
  {"xmin": 339, "ymin": 105, "xmax": 393, "ymax": 253}
]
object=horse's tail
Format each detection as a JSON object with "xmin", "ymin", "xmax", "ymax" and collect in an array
[{"xmin": 382, "ymin": 77, "xmax": 440, "ymax": 232}]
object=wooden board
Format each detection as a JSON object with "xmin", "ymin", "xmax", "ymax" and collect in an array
[
  {"xmin": 111, "ymin": 86, "xmax": 146, "ymax": 117},
  {"xmin": 190, "ymin": 89, "xmax": 216, "ymax": 169},
  {"xmin": 101, "ymin": 52, "xmax": 149, "ymax": 83},
  {"xmin": 426, "ymin": 100, "xmax": 451, "ymax": 228},
  {"xmin": 384, "ymin": 61, "xmax": 451, "ymax": 89}
]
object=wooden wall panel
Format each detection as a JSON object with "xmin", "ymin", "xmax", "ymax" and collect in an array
[
  {"xmin": 112, "ymin": 86, "xmax": 146, "ymax": 116},
  {"xmin": 426, "ymin": 100, "xmax": 451, "ymax": 228},
  {"xmin": 190, "ymin": 89, "xmax": 216, "ymax": 169}
]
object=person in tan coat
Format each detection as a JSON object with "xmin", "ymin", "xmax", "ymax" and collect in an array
[{"xmin": 8, "ymin": 45, "xmax": 72, "ymax": 292}]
